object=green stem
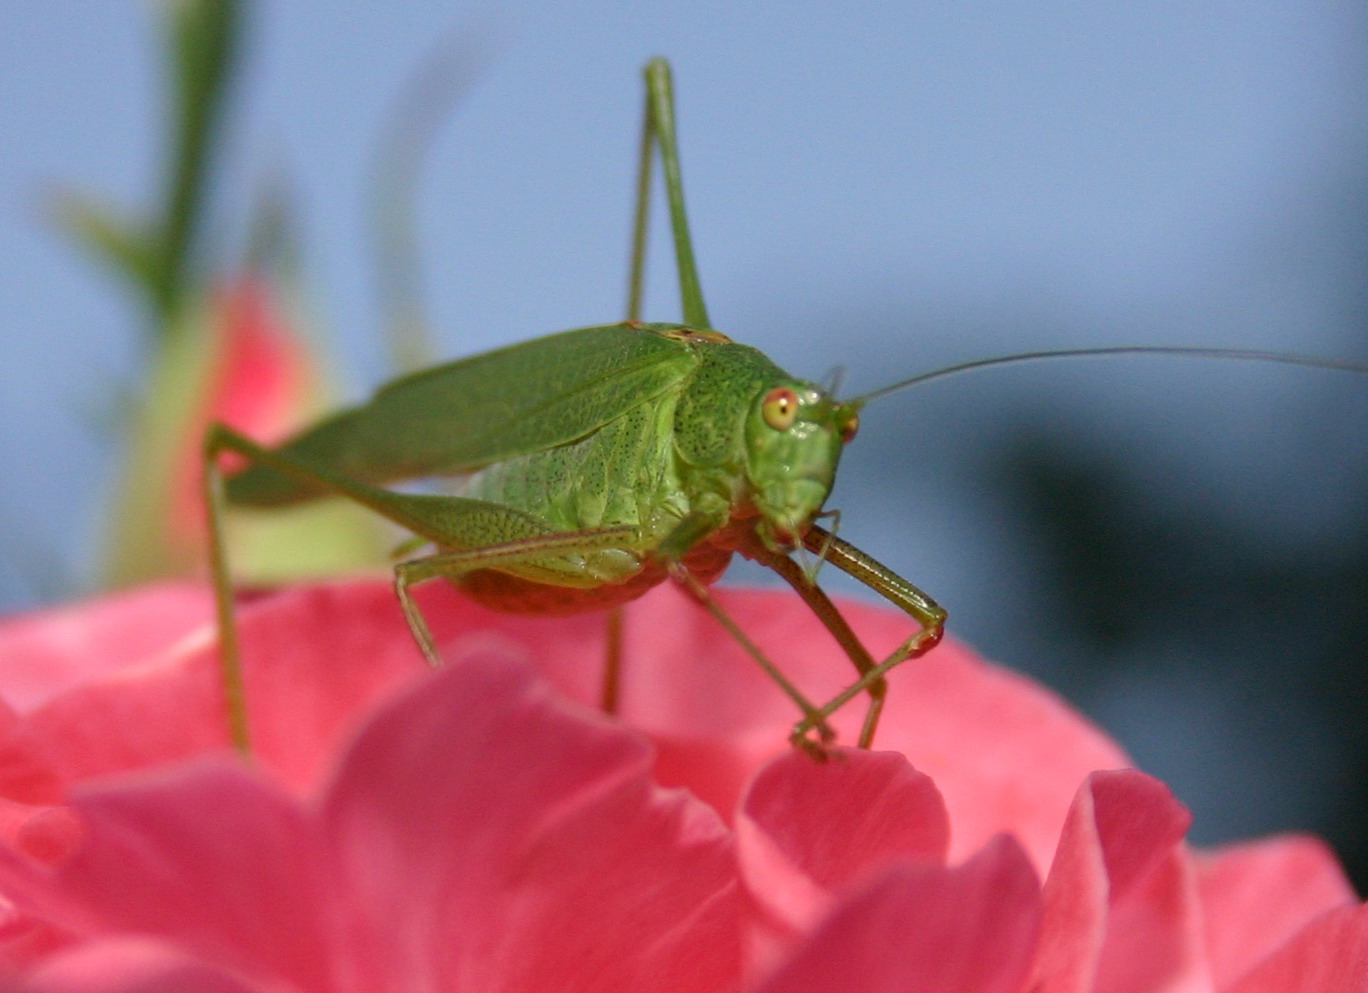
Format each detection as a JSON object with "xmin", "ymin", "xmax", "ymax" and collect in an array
[{"xmin": 155, "ymin": 0, "xmax": 243, "ymax": 326}]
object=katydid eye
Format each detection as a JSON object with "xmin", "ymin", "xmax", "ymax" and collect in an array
[
  {"xmin": 840, "ymin": 411, "xmax": 859, "ymax": 443},
  {"xmin": 761, "ymin": 388, "xmax": 799, "ymax": 431}
]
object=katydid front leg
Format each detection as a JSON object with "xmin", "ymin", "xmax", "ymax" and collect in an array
[{"xmin": 791, "ymin": 525, "xmax": 946, "ymax": 745}]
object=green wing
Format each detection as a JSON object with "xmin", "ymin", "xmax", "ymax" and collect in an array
[{"xmin": 227, "ymin": 323, "xmax": 699, "ymax": 507}]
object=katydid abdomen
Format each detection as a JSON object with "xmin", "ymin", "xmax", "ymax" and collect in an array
[{"xmin": 453, "ymin": 538, "xmax": 734, "ymax": 617}]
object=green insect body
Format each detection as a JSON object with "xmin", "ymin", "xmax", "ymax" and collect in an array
[
  {"xmin": 227, "ymin": 320, "xmax": 859, "ymax": 613},
  {"xmin": 211, "ymin": 302, "xmax": 917, "ymax": 757}
]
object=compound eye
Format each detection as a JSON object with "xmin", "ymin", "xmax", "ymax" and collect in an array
[
  {"xmin": 840, "ymin": 410, "xmax": 860, "ymax": 443},
  {"xmin": 761, "ymin": 387, "xmax": 799, "ymax": 431}
]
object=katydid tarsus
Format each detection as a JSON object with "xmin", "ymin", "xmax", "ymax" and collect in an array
[{"xmin": 204, "ymin": 58, "xmax": 1368, "ymax": 756}]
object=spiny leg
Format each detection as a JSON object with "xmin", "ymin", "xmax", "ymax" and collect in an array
[
  {"xmin": 798, "ymin": 629, "xmax": 944, "ymax": 745},
  {"xmin": 204, "ymin": 421, "xmax": 379, "ymax": 754},
  {"xmin": 667, "ymin": 563, "xmax": 835, "ymax": 754},
  {"xmin": 601, "ymin": 607, "xmax": 625, "ymax": 713},
  {"xmin": 393, "ymin": 557, "xmax": 446, "ymax": 666},
  {"xmin": 393, "ymin": 526, "xmax": 646, "ymax": 667},
  {"xmin": 792, "ymin": 525, "xmax": 947, "ymax": 745},
  {"xmin": 397, "ymin": 535, "xmax": 833, "ymax": 746},
  {"xmin": 756, "ymin": 546, "xmax": 888, "ymax": 749},
  {"xmin": 209, "ymin": 420, "xmax": 647, "ymax": 742},
  {"xmin": 627, "ymin": 58, "xmax": 710, "ymax": 330},
  {"xmin": 621, "ymin": 61, "xmax": 697, "ymax": 722},
  {"xmin": 202, "ymin": 428, "xmax": 252, "ymax": 753}
]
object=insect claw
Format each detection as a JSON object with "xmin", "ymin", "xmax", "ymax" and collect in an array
[
  {"xmin": 789, "ymin": 712, "xmax": 838, "ymax": 759},
  {"xmin": 789, "ymin": 729, "xmax": 829, "ymax": 761}
]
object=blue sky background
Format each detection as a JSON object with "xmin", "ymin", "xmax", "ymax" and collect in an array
[{"xmin": 2, "ymin": 2, "xmax": 1366, "ymax": 864}]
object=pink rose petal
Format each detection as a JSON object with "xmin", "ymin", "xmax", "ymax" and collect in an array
[
  {"xmin": 0, "ymin": 586, "xmax": 213, "ymax": 714},
  {"xmin": 0, "ymin": 803, "xmax": 80, "ymax": 866},
  {"xmin": 321, "ymin": 649, "xmax": 740, "ymax": 993},
  {"xmin": 1031, "ymin": 769, "xmax": 1205, "ymax": 993},
  {"xmin": 24, "ymin": 582, "xmax": 429, "ymax": 794},
  {"xmin": 737, "ymin": 748, "xmax": 948, "ymax": 933},
  {"xmin": 473, "ymin": 578, "xmax": 1129, "ymax": 866},
  {"xmin": 0, "ymin": 761, "xmax": 332, "ymax": 993},
  {"xmin": 3, "ymin": 579, "xmax": 1364, "ymax": 992},
  {"xmin": 1225, "ymin": 903, "xmax": 1368, "ymax": 993},
  {"xmin": 9, "ymin": 571, "xmax": 1128, "ymax": 842},
  {"xmin": 872, "ymin": 648, "xmax": 1130, "ymax": 875},
  {"xmin": 1196, "ymin": 835, "xmax": 1358, "ymax": 989},
  {"xmin": 756, "ymin": 834, "xmax": 1042, "ymax": 993},
  {"xmin": 16, "ymin": 936, "xmax": 258, "ymax": 993},
  {"xmin": 0, "ymin": 704, "xmax": 62, "ymax": 808},
  {"xmin": 1, "ymin": 652, "xmax": 741, "ymax": 993}
]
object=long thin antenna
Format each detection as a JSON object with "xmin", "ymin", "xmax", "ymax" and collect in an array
[{"xmin": 853, "ymin": 346, "xmax": 1368, "ymax": 404}]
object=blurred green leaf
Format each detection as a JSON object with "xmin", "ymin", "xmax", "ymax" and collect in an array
[
  {"xmin": 51, "ymin": 191, "xmax": 160, "ymax": 290},
  {"xmin": 153, "ymin": 0, "xmax": 244, "ymax": 326}
]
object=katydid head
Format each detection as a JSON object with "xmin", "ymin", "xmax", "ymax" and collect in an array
[
  {"xmin": 737, "ymin": 344, "xmax": 1368, "ymax": 558},
  {"xmin": 745, "ymin": 382, "xmax": 862, "ymax": 552}
]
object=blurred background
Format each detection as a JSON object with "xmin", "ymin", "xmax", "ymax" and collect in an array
[{"xmin": 1, "ymin": 2, "xmax": 1364, "ymax": 887}]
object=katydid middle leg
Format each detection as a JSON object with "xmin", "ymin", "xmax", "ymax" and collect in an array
[{"xmin": 392, "ymin": 527, "xmax": 647, "ymax": 666}]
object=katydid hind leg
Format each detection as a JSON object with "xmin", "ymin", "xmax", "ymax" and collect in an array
[
  {"xmin": 206, "ymin": 420, "xmax": 396, "ymax": 753},
  {"xmin": 625, "ymin": 73, "xmax": 653, "ymax": 324},
  {"xmin": 627, "ymin": 58, "xmax": 711, "ymax": 330},
  {"xmin": 202, "ymin": 427, "xmax": 253, "ymax": 754},
  {"xmin": 394, "ymin": 557, "xmax": 447, "ymax": 667},
  {"xmin": 208, "ymin": 421, "xmax": 649, "ymax": 737},
  {"xmin": 205, "ymin": 420, "xmax": 385, "ymax": 756}
]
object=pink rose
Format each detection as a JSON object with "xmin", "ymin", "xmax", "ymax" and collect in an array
[
  {"xmin": 102, "ymin": 275, "xmax": 371, "ymax": 589},
  {"xmin": 0, "ymin": 580, "xmax": 1362, "ymax": 991}
]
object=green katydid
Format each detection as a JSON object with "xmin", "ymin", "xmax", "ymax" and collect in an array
[{"xmin": 204, "ymin": 58, "xmax": 1368, "ymax": 756}]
